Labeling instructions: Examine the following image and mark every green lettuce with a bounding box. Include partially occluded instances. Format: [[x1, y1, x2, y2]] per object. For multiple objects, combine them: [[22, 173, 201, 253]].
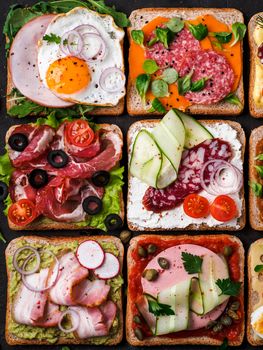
[[0, 150, 14, 185]]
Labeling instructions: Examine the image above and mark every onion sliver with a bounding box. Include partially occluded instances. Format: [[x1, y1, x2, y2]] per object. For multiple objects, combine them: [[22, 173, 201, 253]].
[[60, 32, 71, 56], [67, 30, 83, 56], [75, 24, 100, 36], [22, 250, 60, 292], [13, 246, 40, 276], [58, 309, 80, 333], [81, 33, 106, 61], [99, 67, 125, 93]]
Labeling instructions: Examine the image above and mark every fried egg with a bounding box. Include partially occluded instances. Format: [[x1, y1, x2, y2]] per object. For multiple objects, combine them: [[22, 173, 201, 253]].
[[38, 7, 125, 106], [251, 305, 263, 339]]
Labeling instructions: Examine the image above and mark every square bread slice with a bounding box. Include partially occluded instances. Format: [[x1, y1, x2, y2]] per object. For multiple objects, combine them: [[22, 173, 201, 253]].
[[127, 8, 244, 116], [127, 119, 246, 231], [5, 235, 124, 346], [126, 234, 245, 346], [248, 12, 263, 118]]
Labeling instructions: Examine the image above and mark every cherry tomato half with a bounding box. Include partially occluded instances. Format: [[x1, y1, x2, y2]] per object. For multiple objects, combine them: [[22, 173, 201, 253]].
[[183, 194, 210, 219], [66, 120, 94, 147], [210, 195, 237, 222], [8, 199, 37, 226]]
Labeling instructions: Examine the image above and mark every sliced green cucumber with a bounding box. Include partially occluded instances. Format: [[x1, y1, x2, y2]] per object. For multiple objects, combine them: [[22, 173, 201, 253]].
[[190, 277, 204, 315], [157, 155, 177, 189], [160, 109, 185, 147], [174, 109, 213, 149], [130, 130, 162, 188], [215, 255, 230, 305]]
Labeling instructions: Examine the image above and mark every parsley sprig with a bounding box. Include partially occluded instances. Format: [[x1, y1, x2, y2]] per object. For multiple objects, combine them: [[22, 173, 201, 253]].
[[43, 33, 61, 44], [182, 252, 203, 274], [215, 278, 241, 296], [148, 298, 175, 317]]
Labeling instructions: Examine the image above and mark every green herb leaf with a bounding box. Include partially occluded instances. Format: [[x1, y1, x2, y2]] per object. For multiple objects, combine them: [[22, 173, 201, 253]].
[[43, 33, 61, 44], [131, 29, 144, 46], [212, 41, 223, 50], [182, 252, 203, 274], [230, 22, 247, 47], [0, 151, 14, 185], [255, 153, 263, 161], [190, 77, 209, 92], [166, 17, 184, 33], [4, 194, 12, 216], [148, 98, 166, 113], [62, 347, 70, 350], [155, 27, 174, 49], [188, 23, 208, 40], [135, 74, 151, 105], [223, 93, 242, 107], [148, 37, 158, 47], [143, 59, 159, 74], [254, 265, 263, 272], [255, 165, 263, 178], [217, 338, 228, 350], [210, 31, 232, 44], [148, 298, 175, 317], [216, 278, 241, 296], [249, 181, 263, 197], [0, 232, 6, 244], [151, 80, 169, 98], [177, 70, 194, 95], [159, 68, 178, 84]]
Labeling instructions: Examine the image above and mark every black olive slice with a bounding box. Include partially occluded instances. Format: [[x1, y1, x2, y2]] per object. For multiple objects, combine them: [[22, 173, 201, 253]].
[[8, 133, 28, 152], [104, 214, 123, 231], [83, 196, 103, 215], [0, 182, 8, 201], [91, 171, 110, 187], [47, 150, 68, 168], [28, 169, 49, 189]]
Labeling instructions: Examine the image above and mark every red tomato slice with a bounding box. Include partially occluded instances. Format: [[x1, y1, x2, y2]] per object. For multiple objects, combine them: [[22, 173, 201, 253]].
[[183, 194, 210, 219], [66, 120, 94, 147], [8, 199, 37, 226], [210, 195, 237, 222]]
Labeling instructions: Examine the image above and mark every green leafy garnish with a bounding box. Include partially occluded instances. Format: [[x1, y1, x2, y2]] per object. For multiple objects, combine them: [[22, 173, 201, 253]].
[[151, 80, 169, 98], [254, 265, 263, 272], [177, 70, 194, 95], [0, 232, 6, 244], [182, 252, 203, 274], [188, 23, 208, 40], [143, 59, 159, 74], [43, 33, 61, 44], [0, 151, 14, 185], [166, 17, 184, 33], [255, 153, 263, 161], [148, 298, 175, 317], [216, 278, 241, 296], [158, 68, 178, 84], [249, 181, 263, 197], [148, 98, 166, 113], [135, 74, 151, 105], [155, 27, 174, 49], [230, 22, 246, 47], [190, 77, 209, 92], [4, 194, 12, 216], [255, 165, 263, 178], [131, 29, 144, 46], [210, 31, 232, 44], [148, 37, 158, 47], [217, 338, 228, 350], [223, 93, 242, 107], [62, 347, 70, 350]]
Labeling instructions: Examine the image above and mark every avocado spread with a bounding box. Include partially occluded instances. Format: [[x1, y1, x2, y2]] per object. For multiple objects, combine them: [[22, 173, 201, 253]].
[[8, 239, 123, 344]]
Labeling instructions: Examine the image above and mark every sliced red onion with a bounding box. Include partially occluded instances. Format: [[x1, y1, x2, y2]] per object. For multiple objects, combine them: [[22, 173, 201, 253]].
[[13, 246, 40, 276], [60, 32, 71, 56], [99, 67, 125, 93], [60, 30, 83, 56], [74, 24, 100, 36], [58, 309, 80, 333], [81, 33, 106, 61]]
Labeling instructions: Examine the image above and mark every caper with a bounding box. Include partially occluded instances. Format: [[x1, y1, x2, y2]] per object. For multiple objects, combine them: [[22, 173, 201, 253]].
[[138, 245, 147, 258], [260, 254, 263, 263], [120, 230, 132, 244], [220, 315, 232, 326], [229, 301, 240, 311], [206, 320, 217, 329], [223, 246, 233, 257], [147, 244, 157, 254], [142, 269, 158, 281], [227, 309, 239, 320], [134, 327, 144, 340], [133, 315, 142, 324], [158, 257, 170, 270], [213, 323, 223, 333]]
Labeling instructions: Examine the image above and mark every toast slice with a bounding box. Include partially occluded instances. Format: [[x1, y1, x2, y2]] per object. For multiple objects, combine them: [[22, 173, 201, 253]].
[[6, 123, 124, 231], [127, 8, 244, 116], [5, 235, 124, 345], [127, 119, 246, 231], [247, 238, 263, 345], [248, 13, 263, 118], [126, 234, 245, 346]]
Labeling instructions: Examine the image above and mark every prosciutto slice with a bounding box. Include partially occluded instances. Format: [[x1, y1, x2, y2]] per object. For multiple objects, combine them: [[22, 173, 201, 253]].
[[72, 279, 110, 307], [9, 170, 37, 203]]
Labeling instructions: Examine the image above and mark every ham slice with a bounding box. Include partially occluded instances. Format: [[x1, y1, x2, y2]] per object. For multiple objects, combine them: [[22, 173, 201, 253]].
[[72, 279, 110, 307], [100, 300, 117, 331], [9, 170, 37, 203]]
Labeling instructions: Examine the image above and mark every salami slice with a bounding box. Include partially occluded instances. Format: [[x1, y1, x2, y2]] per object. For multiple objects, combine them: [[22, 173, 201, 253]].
[[142, 138, 232, 213]]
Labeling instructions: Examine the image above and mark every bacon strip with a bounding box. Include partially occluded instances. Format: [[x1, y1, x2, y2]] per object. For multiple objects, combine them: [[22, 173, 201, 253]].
[[72, 279, 110, 308]]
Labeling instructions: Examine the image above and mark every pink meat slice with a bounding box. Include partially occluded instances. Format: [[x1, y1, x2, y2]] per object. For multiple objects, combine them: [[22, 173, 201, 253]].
[[100, 300, 117, 331], [142, 244, 229, 330], [32, 302, 62, 327], [9, 15, 73, 107], [9, 170, 37, 203], [72, 279, 110, 307], [179, 50, 235, 104], [143, 138, 232, 212], [65, 131, 102, 159]]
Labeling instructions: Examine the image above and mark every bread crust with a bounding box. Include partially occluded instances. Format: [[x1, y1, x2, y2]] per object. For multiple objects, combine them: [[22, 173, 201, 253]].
[[127, 119, 246, 231], [127, 7, 244, 116], [5, 235, 124, 346], [6, 123, 124, 231], [126, 234, 245, 346]]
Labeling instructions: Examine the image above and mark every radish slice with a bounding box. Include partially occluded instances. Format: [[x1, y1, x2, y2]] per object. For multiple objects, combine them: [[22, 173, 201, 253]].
[[94, 253, 120, 279], [76, 240, 105, 269]]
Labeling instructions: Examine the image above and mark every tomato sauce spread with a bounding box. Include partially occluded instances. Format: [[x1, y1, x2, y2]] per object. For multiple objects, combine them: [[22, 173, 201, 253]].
[[255, 140, 263, 221], [129, 235, 243, 341]]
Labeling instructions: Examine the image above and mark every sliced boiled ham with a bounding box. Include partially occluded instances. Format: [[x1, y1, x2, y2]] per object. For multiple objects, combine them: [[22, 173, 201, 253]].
[[72, 279, 110, 307], [100, 300, 117, 331]]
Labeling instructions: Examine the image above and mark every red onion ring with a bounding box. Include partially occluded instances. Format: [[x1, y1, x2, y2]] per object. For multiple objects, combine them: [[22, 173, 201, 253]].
[[81, 33, 106, 61], [99, 67, 126, 93], [74, 24, 100, 36], [59, 30, 83, 56], [13, 246, 40, 276], [60, 32, 71, 56], [58, 309, 80, 333]]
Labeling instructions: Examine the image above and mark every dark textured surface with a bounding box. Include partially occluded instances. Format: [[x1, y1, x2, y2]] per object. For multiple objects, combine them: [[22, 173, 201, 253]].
[[0, 0, 263, 349]]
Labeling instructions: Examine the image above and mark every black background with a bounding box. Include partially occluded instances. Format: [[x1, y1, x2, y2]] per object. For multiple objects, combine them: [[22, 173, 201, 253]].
[[0, 0, 263, 349]]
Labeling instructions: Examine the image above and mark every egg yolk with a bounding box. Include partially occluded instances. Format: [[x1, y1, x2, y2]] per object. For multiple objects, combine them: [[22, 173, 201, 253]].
[[254, 314, 263, 334], [46, 57, 91, 95]]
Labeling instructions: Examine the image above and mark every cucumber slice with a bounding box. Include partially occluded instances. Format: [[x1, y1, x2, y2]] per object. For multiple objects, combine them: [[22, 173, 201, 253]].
[[157, 155, 177, 189], [130, 130, 162, 188], [174, 109, 213, 149], [190, 277, 204, 315], [160, 109, 185, 147]]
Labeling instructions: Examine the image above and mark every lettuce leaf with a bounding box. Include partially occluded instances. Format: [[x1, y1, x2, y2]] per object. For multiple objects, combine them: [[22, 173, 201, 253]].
[[0, 150, 14, 185]]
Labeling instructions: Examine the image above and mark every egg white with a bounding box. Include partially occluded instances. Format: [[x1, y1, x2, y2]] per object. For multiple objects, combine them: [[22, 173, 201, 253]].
[[251, 305, 263, 339]]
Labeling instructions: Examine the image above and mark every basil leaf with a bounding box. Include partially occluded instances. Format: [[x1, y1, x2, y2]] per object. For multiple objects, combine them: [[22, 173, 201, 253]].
[[160, 68, 178, 84], [166, 17, 184, 33], [131, 29, 144, 46], [155, 27, 174, 49], [249, 181, 263, 197], [43, 33, 61, 44], [148, 98, 166, 113], [255, 154, 263, 161], [188, 23, 208, 40], [148, 37, 158, 47], [151, 80, 169, 98], [223, 93, 242, 107], [212, 31, 232, 44], [255, 165, 263, 178], [254, 265, 263, 273], [136, 74, 151, 105], [190, 77, 209, 92], [230, 22, 246, 47], [143, 59, 159, 74], [177, 70, 194, 95]]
